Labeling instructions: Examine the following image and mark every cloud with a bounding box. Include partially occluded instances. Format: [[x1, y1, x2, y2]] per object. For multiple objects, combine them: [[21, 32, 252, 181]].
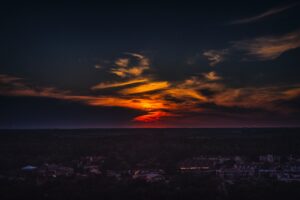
[[115, 58, 129, 67], [86, 97, 174, 111], [212, 85, 300, 113], [0, 74, 71, 99], [119, 81, 170, 95], [111, 69, 127, 78], [232, 30, 300, 60], [228, 3, 299, 25], [91, 78, 149, 90], [202, 71, 222, 81], [283, 87, 300, 99], [111, 66, 149, 77], [205, 30, 300, 61], [0, 74, 23, 83], [127, 67, 146, 76], [133, 111, 178, 122], [94, 64, 102, 69], [0, 74, 176, 114], [1, 73, 300, 124], [111, 52, 150, 78], [125, 52, 145, 60], [162, 88, 208, 101], [203, 49, 228, 66], [111, 67, 148, 77], [181, 76, 225, 91]]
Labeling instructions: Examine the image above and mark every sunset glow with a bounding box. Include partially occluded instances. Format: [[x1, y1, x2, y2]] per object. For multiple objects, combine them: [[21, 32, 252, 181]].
[[0, 1, 299, 128]]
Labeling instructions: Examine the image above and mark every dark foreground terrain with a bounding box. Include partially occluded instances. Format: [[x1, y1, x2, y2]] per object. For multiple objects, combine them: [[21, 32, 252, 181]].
[[0, 128, 300, 200]]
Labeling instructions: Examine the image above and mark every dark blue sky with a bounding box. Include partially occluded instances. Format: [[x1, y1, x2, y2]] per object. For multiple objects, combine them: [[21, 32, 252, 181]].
[[1, 0, 300, 128]]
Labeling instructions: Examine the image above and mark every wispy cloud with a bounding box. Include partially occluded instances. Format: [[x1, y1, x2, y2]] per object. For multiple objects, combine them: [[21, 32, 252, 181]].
[[111, 52, 150, 78], [213, 85, 300, 113], [228, 3, 299, 25], [1, 69, 300, 123], [125, 52, 146, 60], [0, 74, 23, 83], [163, 88, 208, 101], [94, 64, 102, 69], [232, 30, 300, 60], [91, 79, 149, 90], [204, 30, 300, 61], [86, 97, 175, 111], [203, 49, 228, 66], [115, 58, 129, 67], [0, 74, 174, 113], [119, 81, 170, 95], [133, 111, 178, 122], [202, 71, 222, 81]]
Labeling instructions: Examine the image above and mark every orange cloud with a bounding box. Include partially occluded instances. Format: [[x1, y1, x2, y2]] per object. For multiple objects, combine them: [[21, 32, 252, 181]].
[[283, 87, 300, 99], [111, 53, 150, 78], [111, 69, 127, 77], [202, 71, 222, 81], [91, 78, 148, 90], [233, 30, 300, 60], [111, 66, 149, 77], [134, 111, 177, 122], [87, 97, 175, 111], [1, 73, 300, 124], [212, 85, 300, 113], [128, 67, 146, 76], [163, 88, 208, 101], [119, 81, 170, 95], [115, 58, 129, 67]]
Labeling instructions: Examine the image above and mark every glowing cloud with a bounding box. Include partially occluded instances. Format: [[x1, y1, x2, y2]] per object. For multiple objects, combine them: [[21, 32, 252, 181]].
[[86, 97, 173, 111], [111, 53, 150, 78], [119, 81, 170, 95], [134, 111, 177, 122], [212, 85, 300, 113], [202, 71, 222, 81], [91, 78, 148, 90], [232, 30, 300, 60], [1, 73, 300, 124], [181, 77, 225, 91], [115, 58, 129, 67], [163, 88, 208, 101]]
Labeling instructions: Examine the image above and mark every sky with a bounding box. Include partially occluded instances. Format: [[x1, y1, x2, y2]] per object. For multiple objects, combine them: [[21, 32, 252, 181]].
[[0, 0, 300, 128]]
